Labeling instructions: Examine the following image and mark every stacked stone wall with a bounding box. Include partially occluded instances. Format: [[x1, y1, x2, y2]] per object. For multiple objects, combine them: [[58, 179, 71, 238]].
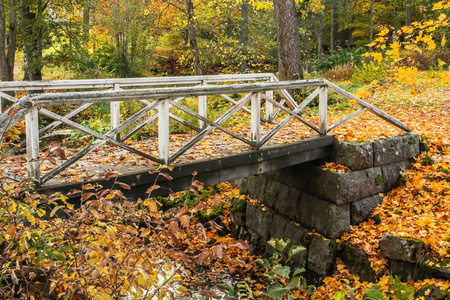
[[231, 133, 420, 282]]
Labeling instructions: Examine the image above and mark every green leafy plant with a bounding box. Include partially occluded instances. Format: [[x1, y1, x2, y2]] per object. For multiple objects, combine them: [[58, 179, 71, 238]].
[[256, 238, 308, 299]]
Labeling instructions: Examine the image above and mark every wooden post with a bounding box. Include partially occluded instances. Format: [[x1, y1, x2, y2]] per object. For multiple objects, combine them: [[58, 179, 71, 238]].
[[198, 80, 207, 129], [266, 77, 274, 122], [319, 86, 327, 135], [110, 83, 121, 140], [26, 106, 40, 185], [158, 99, 170, 165], [251, 92, 261, 148]]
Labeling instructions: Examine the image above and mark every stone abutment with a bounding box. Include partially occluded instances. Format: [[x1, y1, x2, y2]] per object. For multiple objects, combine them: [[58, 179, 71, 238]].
[[231, 133, 421, 283]]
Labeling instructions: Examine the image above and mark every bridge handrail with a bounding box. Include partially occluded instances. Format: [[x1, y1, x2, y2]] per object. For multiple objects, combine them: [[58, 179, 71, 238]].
[[0, 73, 276, 91], [0, 76, 411, 186]]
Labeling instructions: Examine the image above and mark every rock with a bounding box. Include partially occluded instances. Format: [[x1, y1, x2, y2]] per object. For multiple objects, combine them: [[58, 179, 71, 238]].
[[233, 175, 268, 201], [389, 260, 420, 281], [307, 237, 337, 276], [297, 193, 350, 239], [330, 139, 373, 171], [373, 133, 420, 166], [245, 203, 273, 243], [269, 214, 311, 267], [309, 166, 384, 205], [379, 233, 426, 263], [381, 160, 411, 191], [415, 285, 449, 300], [338, 241, 377, 282], [262, 163, 314, 192], [350, 195, 383, 225], [263, 179, 303, 218]]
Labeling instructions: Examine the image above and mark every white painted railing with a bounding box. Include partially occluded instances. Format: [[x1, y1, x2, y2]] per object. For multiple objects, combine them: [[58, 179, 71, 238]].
[[0, 75, 411, 186]]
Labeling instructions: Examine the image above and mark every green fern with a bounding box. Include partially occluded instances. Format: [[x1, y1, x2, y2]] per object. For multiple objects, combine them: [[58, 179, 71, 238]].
[[363, 285, 387, 300]]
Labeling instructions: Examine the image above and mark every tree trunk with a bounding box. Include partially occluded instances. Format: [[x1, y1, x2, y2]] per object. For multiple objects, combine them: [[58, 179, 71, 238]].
[[330, 0, 336, 51], [239, 0, 249, 73], [317, 12, 324, 56], [0, 0, 17, 82], [273, 0, 303, 80], [405, 0, 412, 26], [82, 5, 90, 44], [369, 0, 374, 53], [21, 0, 44, 81], [186, 0, 201, 75]]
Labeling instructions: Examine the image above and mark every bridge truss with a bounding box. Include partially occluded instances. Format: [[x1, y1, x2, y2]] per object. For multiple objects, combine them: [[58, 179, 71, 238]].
[[0, 74, 410, 186]]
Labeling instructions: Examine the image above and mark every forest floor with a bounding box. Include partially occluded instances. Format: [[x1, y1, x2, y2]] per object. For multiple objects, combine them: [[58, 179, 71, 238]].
[[2, 71, 450, 299]]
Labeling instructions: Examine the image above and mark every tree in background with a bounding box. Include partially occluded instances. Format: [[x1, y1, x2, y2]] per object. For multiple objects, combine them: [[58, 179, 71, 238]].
[[273, 0, 303, 80], [0, 0, 17, 82]]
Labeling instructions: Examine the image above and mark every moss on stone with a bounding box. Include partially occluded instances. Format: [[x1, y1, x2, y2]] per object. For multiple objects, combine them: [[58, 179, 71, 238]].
[[375, 174, 383, 186], [228, 197, 247, 213]]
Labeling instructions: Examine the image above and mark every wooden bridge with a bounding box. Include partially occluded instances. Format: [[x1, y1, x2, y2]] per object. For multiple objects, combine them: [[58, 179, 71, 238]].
[[0, 74, 410, 198]]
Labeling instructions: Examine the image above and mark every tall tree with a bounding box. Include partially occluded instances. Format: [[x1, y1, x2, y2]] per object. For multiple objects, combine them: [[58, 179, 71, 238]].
[[186, 0, 201, 75], [273, 0, 303, 80], [239, 0, 249, 73], [316, 11, 324, 55], [0, 0, 17, 82], [330, 0, 336, 51], [368, 0, 374, 52], [405, 0, 412, 26], [20, 0, 47, 81]]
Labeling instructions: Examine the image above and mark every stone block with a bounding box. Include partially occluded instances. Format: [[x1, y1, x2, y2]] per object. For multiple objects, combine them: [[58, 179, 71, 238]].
[[263, 179, 303, 217], [382, 160, 411, 191], [350, 195, 383, 225], [373, 133, 420, 167], [297, 193, 350, 238], [416, 285, 449, 300], [233, 175, 268, 201], [309, 166, 384, 205], [245, 203, 273, 243], [262, 163, 314, 192], [389, 260, 419, 281], [338, 242, 376, 282], [270, 214, 311, 248], [379, 233, 427, 263], [307, 237, 337, 276], [329, 139, 373, 171]]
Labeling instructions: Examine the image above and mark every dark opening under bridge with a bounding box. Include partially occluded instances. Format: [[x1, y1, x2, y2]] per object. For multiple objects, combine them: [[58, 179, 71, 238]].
[[0, 74, 411, 199]]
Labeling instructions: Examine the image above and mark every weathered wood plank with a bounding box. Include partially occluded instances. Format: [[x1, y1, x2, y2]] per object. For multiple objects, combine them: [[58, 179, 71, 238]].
[[26, 106, 40, 184], [219, 94, 269, 123], [120, 97, 184, 142], [40, 140, 107, 184], [327, 107, 367, 132], [325, 80, 411, 132], [106, 100, 160, 138], [37, 109, 163, 172], [260, 90, 321, 146], [168, 93, 253, 163], [169, 113, 201, 132], [159, 100, 170, 165], [260, 93, 322, 134], [0, 100, 32, 136], [198, 80, 207, 129], [0, 73, 275, 91], [319, 86, 328, 135], [110, 83, 122, 140], [26, 79, 327, 105], [266, 77, 274, 122], [168, 99, 254, 148], [251, 92, 261, 147], [6, 103, 93, 156]]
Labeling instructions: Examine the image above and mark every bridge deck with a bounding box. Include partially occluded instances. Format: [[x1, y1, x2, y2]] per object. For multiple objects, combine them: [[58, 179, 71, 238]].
[[34, 135, 334, 199]]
